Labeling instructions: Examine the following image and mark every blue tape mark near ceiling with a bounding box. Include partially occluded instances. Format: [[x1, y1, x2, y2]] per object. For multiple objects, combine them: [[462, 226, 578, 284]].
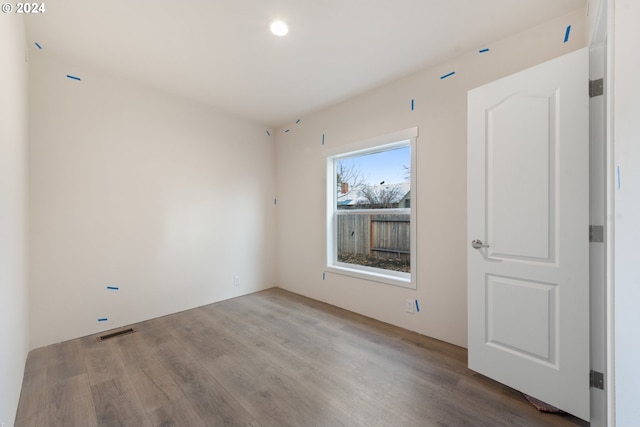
[[35, 42, 42, 49], [479, 48, 490, 53], [440, 71, 455, 80], [266, 130, 271, 136], [296, 119, 301, 124], [564, 25, 572, 43], [98, 318, 108, 322], [284, 129, 290, 133], [322, 134, 325, 145], [66, 74, 81, 81], [411, 99, 415, 111], [106, 286, 119, 291]]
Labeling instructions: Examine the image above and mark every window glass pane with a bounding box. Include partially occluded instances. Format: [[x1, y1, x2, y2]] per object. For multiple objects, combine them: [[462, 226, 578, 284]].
[[336, 146, 410, 210], [333, 144, 411, 274], [337, 212, 410, 273]]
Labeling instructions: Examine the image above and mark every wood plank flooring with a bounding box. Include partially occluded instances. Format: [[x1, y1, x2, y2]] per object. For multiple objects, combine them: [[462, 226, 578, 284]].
[[15, 288, 589, 427]]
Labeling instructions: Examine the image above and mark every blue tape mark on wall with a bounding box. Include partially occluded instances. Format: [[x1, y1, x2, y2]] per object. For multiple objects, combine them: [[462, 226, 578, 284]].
[[35, 42, 42, 49], [617, 166, 621, 190], [479, 48, 490, 53], [411, 99, 415, 111], [66, 74, 81, 81], [440, 71, 455, 80], [98, 318, 108, 322], [284, 129, 290, 133], [296, 119, 301, 124], [322, 272, 326, 280], [106, 286, 119, 291], [266, 130, 271, 136], [322, 134, 325, 145], [415, 300, 420, 312], [564, 25, 572, 43]]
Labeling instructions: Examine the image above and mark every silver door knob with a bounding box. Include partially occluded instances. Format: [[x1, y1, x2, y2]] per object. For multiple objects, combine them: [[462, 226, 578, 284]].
[[471, 239, 489, 249]]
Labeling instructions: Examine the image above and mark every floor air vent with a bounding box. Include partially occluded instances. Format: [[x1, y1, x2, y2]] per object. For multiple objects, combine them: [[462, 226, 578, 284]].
[[97, 328, 135, 341]]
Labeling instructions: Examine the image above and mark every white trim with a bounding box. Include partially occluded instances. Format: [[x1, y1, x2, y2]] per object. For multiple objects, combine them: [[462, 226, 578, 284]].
[[323, 127, 418, 158], [336, 208, 409, 216], [325, 264, 411, 288], [324, 127, 418, 290], [605, 0, 615, 425]]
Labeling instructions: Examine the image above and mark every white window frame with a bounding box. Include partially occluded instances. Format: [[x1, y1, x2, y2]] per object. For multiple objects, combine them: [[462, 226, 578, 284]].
[[325, 127, 417, 289]]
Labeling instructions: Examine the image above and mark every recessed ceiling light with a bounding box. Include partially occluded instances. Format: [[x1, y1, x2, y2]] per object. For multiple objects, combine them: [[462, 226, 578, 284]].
[[270, 20, 289, 37]]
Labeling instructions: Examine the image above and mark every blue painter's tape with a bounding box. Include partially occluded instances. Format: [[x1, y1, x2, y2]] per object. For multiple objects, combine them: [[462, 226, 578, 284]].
[[66, 74, 81, 81], [98, 318, 108, 322], [479, 48, 490, 53], [440, 71, 455, 80], [322, 272, 326, 280], [284, 129, 290, 133], [296, 119, 301, 124], [322, 134, 325, 145], [35, 42, 42, 49], [411, 99, 415, 111], [266, 130, 271, 136], [415, 300, 420, 312], [107, 286, 119, 291], [617, 166, 621, 190], [564, 25, 572, 43]]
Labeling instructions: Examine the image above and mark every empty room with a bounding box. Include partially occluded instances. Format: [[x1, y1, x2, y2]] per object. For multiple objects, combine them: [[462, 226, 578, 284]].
[[1, 0, 638, 426]]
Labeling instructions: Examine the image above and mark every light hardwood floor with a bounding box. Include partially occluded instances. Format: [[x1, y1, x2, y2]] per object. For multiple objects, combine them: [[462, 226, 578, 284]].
[[15, 288, 589, 427]]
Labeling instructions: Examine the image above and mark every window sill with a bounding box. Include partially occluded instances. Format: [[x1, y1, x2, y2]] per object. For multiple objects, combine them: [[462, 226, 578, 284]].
[[325, 263, 415, 289]]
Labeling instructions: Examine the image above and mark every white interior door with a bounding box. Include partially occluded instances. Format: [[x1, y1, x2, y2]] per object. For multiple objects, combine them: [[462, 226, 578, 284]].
[[467, 48, 590, 421]]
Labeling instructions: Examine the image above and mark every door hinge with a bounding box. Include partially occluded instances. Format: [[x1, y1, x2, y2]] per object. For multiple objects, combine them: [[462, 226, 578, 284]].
[[590, 78, 604, 97], [589, 225, 604, 242], [590, 370, 605, 390]]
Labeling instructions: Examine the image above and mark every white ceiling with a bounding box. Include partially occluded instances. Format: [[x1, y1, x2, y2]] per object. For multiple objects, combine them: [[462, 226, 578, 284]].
[[25, 0, 587, 127]]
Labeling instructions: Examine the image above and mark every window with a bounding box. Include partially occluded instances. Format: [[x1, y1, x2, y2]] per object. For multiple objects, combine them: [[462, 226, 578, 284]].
[[325, 128, 417, 288]]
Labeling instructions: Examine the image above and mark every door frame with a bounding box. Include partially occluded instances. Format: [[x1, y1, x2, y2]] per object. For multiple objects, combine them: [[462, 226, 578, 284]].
[[588, 37, 608, 427], [587, 0, 612, 426]]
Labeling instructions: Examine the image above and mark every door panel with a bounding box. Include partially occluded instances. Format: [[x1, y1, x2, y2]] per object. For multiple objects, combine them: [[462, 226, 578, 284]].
[[467, 48, 589, 421], [486, 275, 557, 364], [487, 91, 555, 261]]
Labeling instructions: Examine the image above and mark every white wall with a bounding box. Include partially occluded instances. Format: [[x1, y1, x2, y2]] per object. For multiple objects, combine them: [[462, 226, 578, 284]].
[[613, 1, 640, 425], [275, 9, 587, 347], [28, 53, 277, 348], [0, 14, 29, 427]]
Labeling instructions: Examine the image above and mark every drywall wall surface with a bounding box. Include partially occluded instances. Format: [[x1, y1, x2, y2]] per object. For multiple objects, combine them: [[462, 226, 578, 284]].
[[0, 14, 29, 427], [613, 1, 640, 424], [275, 9, 587, 348], [28, 53, 276, 348]]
